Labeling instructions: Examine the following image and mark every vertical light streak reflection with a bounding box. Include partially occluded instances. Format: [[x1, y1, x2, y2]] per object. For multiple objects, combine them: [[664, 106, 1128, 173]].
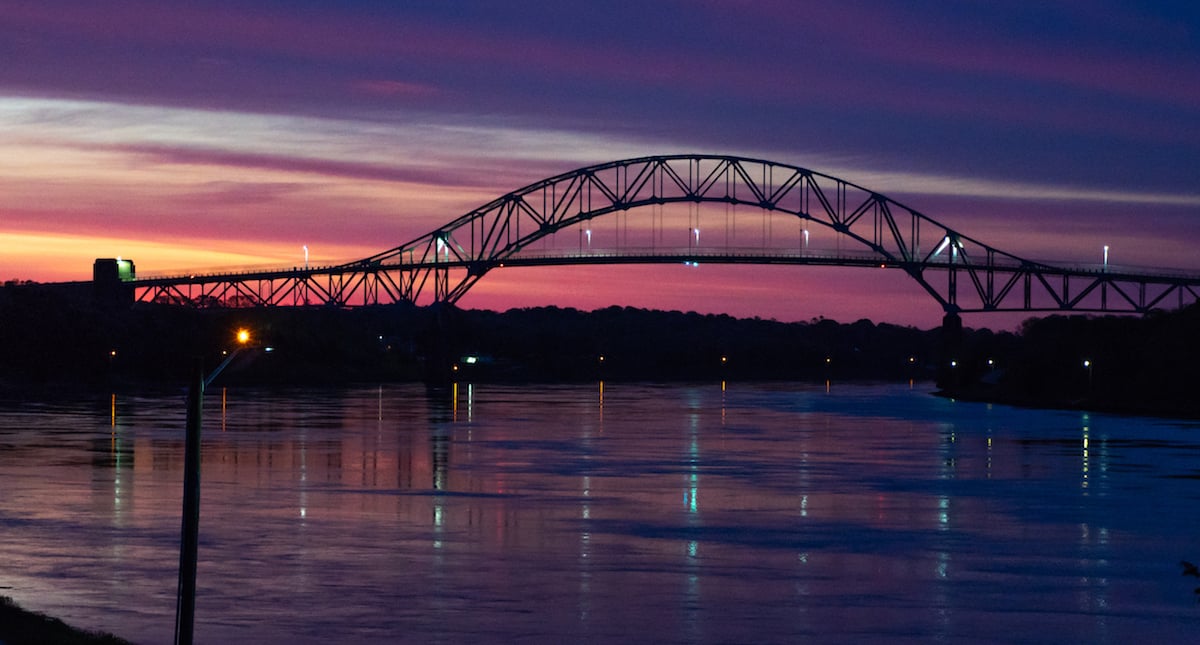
[[720, 380, 726, 425], [1081, 418, 1090, 491], [377, 385, 385, 455], [432, 391, 451, 551], [221, 387, 227, 432], [682, 407, 702, 641], [936, 548, 950, 579], [986, 432, 993, 478], [1078, 409, 1111, 633], [579, 382, 599, 625], [432, 505, 444, 550], [684, 417, 700, 516], [941, 427, 957, 478], [1077, 516, 1112, 632], [110, 394, 123, 516], [579, 473, 592, 623], [299, 426, 308, 521], [934, 419, 955, 625]]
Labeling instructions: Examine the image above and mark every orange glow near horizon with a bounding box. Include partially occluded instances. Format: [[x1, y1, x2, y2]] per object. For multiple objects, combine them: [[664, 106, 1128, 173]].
[[0, 230, 380, 283]]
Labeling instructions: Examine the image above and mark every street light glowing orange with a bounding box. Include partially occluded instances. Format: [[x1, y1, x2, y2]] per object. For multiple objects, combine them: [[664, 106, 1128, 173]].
[[236, 328, 251, 345]]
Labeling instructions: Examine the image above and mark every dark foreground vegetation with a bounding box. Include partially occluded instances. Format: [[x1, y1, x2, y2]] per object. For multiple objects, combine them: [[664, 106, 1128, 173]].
[[0, 596, 130, 645], [0, 282, 960, 386], [1, 282, 1197, 416], [941, 303, 1200, 417]]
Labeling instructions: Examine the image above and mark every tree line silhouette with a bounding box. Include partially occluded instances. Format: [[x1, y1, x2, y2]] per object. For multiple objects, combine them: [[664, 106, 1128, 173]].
[[1, 282, 1195, 416]]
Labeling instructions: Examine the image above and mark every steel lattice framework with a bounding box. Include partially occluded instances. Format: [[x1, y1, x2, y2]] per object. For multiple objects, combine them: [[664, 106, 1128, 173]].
[[135, 154, 1200, 314]]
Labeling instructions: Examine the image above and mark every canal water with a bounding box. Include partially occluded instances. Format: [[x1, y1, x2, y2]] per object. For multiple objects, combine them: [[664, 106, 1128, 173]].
[[0, 382, 1197, 644]]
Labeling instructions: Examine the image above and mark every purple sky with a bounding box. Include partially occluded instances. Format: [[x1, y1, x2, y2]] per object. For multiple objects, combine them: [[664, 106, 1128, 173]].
[[1, 0, 1197, 329]]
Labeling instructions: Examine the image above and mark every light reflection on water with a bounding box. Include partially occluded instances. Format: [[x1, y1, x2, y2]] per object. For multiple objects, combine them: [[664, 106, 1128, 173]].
[[1, 382, 1198, 644]]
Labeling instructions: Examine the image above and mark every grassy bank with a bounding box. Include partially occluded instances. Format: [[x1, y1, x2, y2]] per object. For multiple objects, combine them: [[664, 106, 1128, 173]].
[[0, 596, 130, 645]]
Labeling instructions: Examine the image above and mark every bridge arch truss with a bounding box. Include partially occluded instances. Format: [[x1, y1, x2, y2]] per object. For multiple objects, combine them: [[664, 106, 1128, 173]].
[[135, 155, 1200, 315]]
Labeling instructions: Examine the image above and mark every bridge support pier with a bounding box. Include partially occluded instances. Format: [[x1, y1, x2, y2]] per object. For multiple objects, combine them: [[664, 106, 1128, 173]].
[[937, 311, 963, 391]]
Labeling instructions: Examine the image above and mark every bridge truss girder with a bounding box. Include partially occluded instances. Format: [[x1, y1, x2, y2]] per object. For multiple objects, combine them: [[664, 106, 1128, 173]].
[[133, 155, 1200, 316], [134, 254, 1200, 315]]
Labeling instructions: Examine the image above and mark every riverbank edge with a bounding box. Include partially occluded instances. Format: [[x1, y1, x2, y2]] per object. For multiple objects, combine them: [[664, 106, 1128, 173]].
[[0, 596, 131, 645], [934, 384, 1200, 420]]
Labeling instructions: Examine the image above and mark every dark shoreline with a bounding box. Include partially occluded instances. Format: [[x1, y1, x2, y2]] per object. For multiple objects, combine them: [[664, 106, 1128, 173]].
[[2, 281, 1197, 418], [0, 596, 130, 645], [933, 386, 1200, 421]]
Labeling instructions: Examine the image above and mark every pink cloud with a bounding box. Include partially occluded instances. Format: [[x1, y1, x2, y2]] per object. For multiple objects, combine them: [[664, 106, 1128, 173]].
[[83, 142, 520, 189], [351, 79, 441, 98]]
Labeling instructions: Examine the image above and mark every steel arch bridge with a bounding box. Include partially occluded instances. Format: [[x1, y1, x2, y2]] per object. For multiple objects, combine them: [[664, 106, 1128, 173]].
[[134, 154, 1200, 315]]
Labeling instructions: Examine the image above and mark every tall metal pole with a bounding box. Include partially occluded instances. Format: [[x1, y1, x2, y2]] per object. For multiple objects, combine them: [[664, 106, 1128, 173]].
[[173, 344, 247, 645], [175, 358, 204, 645]]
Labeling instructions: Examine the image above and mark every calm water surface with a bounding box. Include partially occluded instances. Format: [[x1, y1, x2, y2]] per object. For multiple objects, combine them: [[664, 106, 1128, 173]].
[[1, 382, 1198, 644]]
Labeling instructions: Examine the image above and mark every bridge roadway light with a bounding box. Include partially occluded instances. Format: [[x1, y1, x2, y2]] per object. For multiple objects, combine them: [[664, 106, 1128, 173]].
[[236, 328, 251, 345], [932, 236, 951, 257]]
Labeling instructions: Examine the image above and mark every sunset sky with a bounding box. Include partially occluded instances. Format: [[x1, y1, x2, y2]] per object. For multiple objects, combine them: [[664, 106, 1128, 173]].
[[1, 1, 1197, 329]]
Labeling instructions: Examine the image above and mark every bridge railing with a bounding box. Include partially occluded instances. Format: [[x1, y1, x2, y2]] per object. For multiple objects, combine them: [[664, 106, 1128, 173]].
[[135, 263, 343, 283], [129, 248, 1200, 287]]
